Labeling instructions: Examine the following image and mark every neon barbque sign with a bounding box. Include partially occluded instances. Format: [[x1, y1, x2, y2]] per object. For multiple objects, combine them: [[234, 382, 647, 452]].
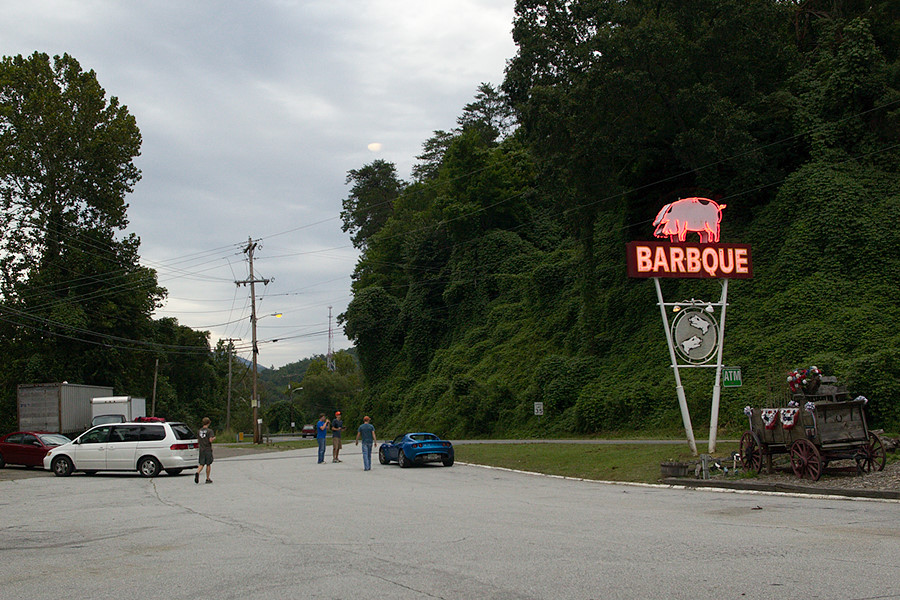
[[627, 242, 752, 278], [627, 197, 752, 277], [625, 196, 752, 455]]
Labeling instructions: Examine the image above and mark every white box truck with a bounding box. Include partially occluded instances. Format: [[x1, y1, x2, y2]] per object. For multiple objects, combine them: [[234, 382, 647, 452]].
[[90, 396, 147, 426], [17, 383, 114, 435]]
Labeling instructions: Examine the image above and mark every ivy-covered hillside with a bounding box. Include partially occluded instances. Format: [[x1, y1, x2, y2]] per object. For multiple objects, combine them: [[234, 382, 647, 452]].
[[338, 1, 900, 438]]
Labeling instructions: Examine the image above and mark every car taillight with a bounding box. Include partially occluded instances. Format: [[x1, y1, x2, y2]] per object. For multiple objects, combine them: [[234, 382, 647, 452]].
[[170, 443, 195, 450], [443, 442, 450, 447], [412, 443, 422, 448]]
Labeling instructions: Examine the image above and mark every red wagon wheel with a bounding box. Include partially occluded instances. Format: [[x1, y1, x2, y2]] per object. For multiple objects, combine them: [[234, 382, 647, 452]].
[[855, 432, 886, 474], [790, 438, 823, 481], [739, 431, 763, 473]]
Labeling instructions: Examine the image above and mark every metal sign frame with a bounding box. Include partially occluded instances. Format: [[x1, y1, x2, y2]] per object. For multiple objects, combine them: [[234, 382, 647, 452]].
[[653, 278, 730, 454]]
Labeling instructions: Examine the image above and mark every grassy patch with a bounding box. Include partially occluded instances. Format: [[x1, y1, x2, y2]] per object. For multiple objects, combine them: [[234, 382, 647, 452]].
[[455, 442, 740, 484]]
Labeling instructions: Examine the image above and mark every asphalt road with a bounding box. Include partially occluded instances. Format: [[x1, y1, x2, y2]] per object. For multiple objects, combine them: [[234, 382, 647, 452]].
[[1, 445, 898, 600]]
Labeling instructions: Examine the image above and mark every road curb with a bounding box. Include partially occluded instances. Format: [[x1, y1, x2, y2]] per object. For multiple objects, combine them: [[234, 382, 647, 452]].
[[661, 477, 900, 500]]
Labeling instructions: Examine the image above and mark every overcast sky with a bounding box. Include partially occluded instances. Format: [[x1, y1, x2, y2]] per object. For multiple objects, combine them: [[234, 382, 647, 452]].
[[4, 1, 518, 368]]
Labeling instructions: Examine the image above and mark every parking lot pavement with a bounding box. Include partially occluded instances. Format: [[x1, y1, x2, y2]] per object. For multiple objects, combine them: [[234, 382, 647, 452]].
[[3, 445, 899, 600]]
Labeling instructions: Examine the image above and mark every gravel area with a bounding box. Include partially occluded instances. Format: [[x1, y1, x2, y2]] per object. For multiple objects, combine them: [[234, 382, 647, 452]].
[[741, 455, 900, 492], [703, 435, 900, 494]]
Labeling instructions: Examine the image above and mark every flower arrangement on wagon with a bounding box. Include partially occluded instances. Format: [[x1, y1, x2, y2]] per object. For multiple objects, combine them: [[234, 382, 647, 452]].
[[787, 365, 821, 394]]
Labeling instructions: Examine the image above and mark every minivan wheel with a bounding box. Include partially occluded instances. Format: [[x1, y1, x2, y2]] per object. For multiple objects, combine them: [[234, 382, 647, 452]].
[[138, 456, 162, 477], [52, 456, 74, 477]]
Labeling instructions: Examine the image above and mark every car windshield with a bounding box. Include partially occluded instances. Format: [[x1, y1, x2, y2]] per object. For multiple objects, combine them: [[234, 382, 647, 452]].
[[410, 434, 438, 441], [38, 434, 71, 446], [93, 414, 125, 426], [170, 423, 195, 440]]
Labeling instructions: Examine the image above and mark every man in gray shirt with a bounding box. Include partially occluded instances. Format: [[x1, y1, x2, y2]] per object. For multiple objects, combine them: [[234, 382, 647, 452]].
[[195, 417, 215, 484], [355, 416, 377, 471]]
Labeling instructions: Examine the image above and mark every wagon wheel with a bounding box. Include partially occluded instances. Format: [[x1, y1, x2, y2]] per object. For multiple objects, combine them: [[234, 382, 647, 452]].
[[739, 431, 763, 473], [855, 432, 886, 474], [790, 439, 823, 481]]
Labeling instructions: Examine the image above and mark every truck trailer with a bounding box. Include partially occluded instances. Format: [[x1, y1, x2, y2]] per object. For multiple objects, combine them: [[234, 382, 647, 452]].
[[17, 383, 114, 435], [90, 396, 147, 426]]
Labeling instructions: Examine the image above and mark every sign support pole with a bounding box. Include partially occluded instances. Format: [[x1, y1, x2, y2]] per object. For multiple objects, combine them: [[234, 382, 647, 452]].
[[653, 277, 697, 455], [708, 279, 729, 453]]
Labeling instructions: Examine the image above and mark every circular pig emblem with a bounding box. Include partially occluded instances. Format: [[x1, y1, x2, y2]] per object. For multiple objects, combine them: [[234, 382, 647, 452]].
[[672, 308, 718, 364]]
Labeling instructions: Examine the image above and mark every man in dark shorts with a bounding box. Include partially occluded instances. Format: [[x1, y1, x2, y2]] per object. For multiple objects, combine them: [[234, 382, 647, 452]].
[[195, 417, 216, 484], [331, 411, 344, 463]]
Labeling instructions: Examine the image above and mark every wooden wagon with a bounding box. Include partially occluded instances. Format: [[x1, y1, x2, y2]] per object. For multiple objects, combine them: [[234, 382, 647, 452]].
[[739, 378, 886, 480]]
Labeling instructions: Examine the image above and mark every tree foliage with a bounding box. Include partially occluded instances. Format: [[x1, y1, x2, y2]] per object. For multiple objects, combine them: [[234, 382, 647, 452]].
[[340, 159, 404, 250], [0, 53, 218, 433], [339, 2, 900, 439]]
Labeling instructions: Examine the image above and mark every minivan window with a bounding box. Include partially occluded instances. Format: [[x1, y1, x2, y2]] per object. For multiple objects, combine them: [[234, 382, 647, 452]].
[[111, 425, 142, 442], [140, 425, 166, 441], [171, 424, 195, 440], [81, 426, 112, 444]]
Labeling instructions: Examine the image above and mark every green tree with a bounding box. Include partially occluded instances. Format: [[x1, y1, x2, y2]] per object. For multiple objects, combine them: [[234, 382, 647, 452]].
[[340, 160, 405, 250], [0, 52, 165, 394], [0, 52, 142, 291]]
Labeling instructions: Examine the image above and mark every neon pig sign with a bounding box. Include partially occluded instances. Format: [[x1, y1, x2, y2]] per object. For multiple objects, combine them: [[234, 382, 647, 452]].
[[627, 197, 752, 279]]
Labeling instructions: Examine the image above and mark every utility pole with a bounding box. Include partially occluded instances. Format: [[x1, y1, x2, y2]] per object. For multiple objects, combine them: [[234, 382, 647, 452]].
[[223, 338, 241, 432], [151, 358, 159, 417], [326, 305, 335, 372], [235, 237, 271, 444]]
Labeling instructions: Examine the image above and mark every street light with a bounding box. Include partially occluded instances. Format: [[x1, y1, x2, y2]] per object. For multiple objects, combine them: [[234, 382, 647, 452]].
[[251, 311, 283, 444]]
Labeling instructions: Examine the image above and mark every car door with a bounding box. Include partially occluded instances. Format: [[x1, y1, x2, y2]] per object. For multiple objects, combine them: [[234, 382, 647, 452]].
[[106, 425, 141, 471], [20, 433, 46, 467], [136, 424, 167, 464], [73, 426, 112, 470], [2, 433, 25, 464], [388, 435, 405, 461]]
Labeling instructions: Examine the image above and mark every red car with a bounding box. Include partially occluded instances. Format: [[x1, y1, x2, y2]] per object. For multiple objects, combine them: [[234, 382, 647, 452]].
[[0, 431, 72, 468]]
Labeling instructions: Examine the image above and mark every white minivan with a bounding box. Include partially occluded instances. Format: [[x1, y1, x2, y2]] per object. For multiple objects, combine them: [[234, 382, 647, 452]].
[[43, 422, 199, 477]]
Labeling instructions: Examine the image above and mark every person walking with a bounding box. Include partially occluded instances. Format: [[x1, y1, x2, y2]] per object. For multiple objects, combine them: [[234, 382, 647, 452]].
[[355, 415, 377, 471], [331, 411, 344, 462], [316, 413, 330, 464], [195, 417, 216, 484]]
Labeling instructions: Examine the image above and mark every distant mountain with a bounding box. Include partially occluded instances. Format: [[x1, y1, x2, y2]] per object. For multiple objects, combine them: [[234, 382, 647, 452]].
[[234, 356, 269, 371]]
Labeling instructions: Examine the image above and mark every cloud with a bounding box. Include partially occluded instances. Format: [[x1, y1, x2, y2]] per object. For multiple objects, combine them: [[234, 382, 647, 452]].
[[2, 0, 517, 367]]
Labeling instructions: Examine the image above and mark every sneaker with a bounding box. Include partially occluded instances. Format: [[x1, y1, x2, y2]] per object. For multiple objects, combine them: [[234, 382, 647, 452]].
[[205, 479, 213, 484], [194, 472, 199, 484]]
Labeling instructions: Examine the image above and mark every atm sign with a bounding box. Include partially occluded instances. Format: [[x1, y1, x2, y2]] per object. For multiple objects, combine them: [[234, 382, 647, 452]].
[[723, 367, 742, 388]]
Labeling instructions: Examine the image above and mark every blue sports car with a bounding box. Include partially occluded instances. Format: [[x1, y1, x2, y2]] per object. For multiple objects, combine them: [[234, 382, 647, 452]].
[[379, 432, 454, 467]]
